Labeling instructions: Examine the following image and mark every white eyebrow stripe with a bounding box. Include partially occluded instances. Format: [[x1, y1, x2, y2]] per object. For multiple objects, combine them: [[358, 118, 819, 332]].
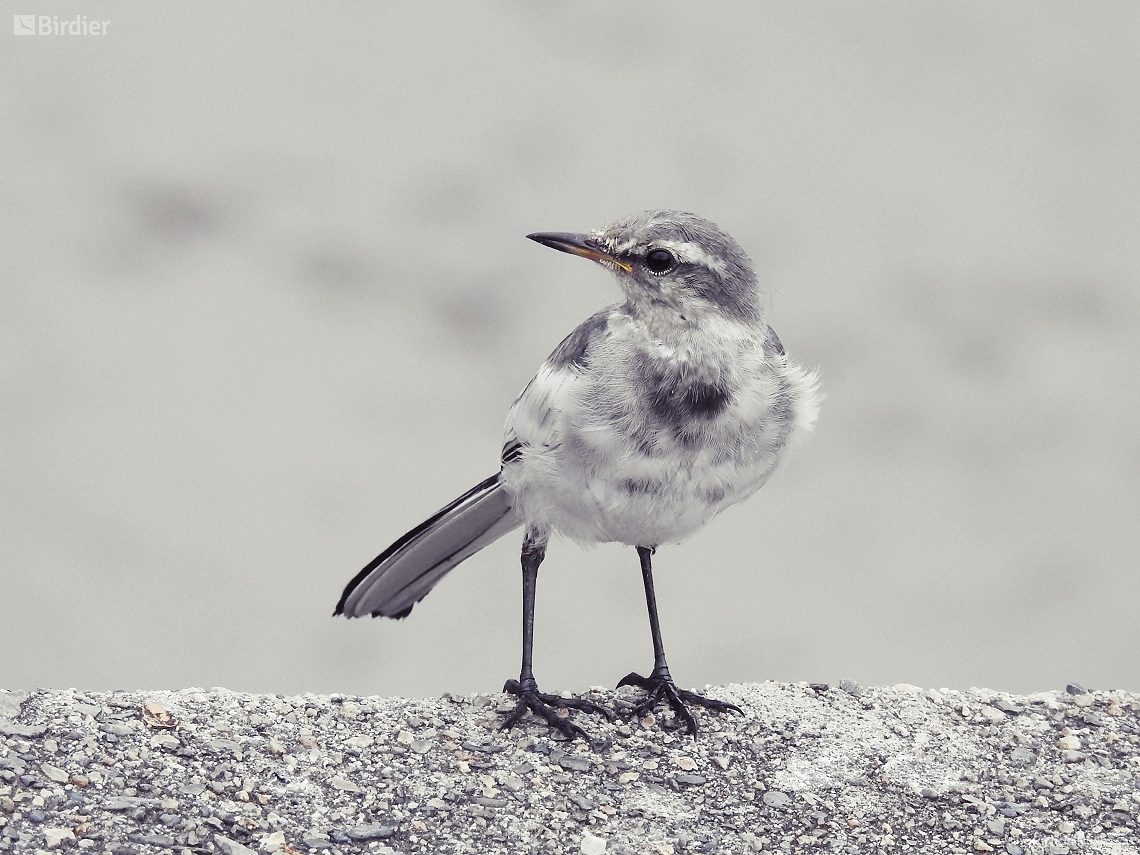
[[590, 234, 729, 277], [652, 240, 729, 276]]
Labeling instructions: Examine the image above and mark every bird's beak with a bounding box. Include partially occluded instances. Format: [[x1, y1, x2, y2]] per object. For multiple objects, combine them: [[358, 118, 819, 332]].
[[526, 232, 633, 273]]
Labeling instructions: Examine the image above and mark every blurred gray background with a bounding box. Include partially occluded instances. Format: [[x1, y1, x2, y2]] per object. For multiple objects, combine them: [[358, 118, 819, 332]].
[[2, 3, 1138, 700]]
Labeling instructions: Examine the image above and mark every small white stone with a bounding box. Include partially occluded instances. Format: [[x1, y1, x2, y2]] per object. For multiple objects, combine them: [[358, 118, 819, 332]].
[[344, 735, 374, 749], [1072, 694, 1094, 708], [43, 828, 75, 848], [1056, 734, 1081, 751], [672, 755, 697, 771], [328, 776, 362, 793], [980, 706, 1006, 723], [396, 730, 414, 745], [1057, 821, 1075, 834], [580, 830, 608, 855], [261, 830, 286, 851], [40, 764, 69, 784]]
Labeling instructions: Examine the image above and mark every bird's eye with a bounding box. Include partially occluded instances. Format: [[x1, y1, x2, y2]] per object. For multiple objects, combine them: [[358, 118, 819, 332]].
[[644, 248, 676, 274]]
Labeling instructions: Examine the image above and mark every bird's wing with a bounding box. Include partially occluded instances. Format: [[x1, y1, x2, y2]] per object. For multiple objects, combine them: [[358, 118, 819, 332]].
[[502, 307, 615, 456], [335, 474, 521, 619]]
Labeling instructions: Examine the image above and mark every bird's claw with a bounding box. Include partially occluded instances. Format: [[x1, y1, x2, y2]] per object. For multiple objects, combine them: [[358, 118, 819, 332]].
[[500, 679, 615, 742], [617, 671, 743, 736]]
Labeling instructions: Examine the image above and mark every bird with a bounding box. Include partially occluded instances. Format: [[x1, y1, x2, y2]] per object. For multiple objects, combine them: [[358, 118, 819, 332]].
[[335, 210, 820, 739]]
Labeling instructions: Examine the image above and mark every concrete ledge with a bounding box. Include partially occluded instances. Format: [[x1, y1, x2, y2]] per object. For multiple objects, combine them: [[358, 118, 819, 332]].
[[1, 683, 1139, 854]]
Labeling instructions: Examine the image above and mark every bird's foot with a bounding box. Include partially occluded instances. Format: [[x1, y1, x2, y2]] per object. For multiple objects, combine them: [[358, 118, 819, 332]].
[[501, 679, 615, 742], [617, 670, 743, 736]]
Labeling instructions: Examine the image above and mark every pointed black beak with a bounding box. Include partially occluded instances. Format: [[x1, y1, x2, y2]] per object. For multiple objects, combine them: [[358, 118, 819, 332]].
[[526, 232, 633, 272]]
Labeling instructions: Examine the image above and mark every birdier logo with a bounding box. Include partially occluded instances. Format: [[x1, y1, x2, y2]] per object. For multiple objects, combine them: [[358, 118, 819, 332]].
[[13, 14, 110, 36]]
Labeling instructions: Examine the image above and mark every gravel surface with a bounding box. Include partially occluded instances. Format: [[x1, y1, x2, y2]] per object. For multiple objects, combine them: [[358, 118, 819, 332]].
[[2, 682, 1139, 854]]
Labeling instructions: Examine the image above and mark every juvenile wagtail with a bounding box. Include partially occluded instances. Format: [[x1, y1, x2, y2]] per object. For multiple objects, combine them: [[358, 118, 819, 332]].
[[335, 211, 820, 738]]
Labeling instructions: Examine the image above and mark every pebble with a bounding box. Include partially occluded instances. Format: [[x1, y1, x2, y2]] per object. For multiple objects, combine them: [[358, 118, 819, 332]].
[[141, 703, 176, 728], [672, 755, 697, 771], [43, 827, 75, 848], [262, 830, 286, 851], [580, 830, 608, 855], [1056, 735, 1081, 751], [763, 790, 791, 808], [559, 755, 591, 772], [149, 733, 179, 750], [213, 834, 257, 855], [328, 775, 362, 792], [346, 824, 396, 840], [40, 763, 69, 783]]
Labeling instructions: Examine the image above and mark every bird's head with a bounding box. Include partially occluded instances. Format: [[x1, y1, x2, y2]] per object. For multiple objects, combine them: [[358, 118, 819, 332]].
[[527, 210, 762, 323]]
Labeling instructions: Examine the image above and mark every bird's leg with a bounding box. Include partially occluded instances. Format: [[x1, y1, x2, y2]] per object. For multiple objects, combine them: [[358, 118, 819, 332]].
[[501, 532, 614, 741], [618, 546, 743, 736]]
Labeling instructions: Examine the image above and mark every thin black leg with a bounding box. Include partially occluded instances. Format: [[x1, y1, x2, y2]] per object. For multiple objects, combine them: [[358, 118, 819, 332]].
[[618, 546, 743, 736], [637, 546, 672, 680], [501, 532, 613, 741]]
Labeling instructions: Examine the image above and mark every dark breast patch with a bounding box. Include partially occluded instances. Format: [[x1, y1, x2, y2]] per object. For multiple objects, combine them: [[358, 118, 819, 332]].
[[638, 351, 733, 440], [680, 382, 732, 418]]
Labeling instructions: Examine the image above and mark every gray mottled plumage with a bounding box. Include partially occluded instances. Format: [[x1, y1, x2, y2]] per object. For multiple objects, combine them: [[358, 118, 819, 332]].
[[336, 211, 820, 737]]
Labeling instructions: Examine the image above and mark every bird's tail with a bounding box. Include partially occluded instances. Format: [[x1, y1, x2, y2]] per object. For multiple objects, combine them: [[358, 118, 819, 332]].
[[334, 473, 520, 619]]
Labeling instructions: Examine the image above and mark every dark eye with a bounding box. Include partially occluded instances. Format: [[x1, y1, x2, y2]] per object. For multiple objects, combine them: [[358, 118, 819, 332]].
[[644, 248, 675, 273]]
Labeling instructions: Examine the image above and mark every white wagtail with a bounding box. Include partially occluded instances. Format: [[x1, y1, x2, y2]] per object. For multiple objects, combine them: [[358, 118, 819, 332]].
[[336, 211, 820, 738]]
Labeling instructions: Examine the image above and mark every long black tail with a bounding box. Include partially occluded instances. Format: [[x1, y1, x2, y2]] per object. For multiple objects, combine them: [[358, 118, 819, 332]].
[[334, 474, 521, 619]]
